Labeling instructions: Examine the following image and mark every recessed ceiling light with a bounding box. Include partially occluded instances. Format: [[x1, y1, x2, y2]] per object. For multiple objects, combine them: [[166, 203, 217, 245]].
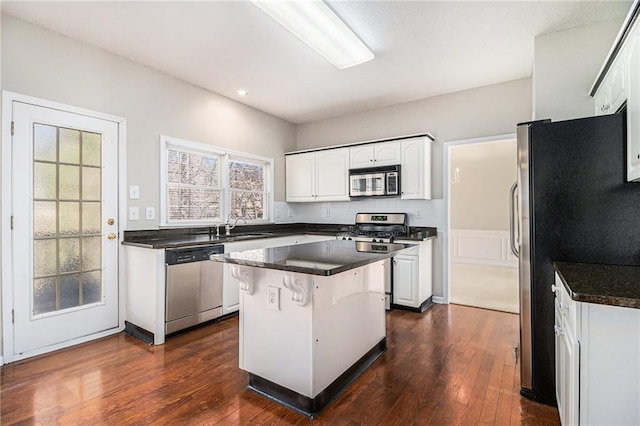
[[237, 90, 248, 96], [251, 0, 374, 70]]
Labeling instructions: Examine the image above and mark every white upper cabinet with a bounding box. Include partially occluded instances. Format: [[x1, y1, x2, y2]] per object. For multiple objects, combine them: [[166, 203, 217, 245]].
[[401, 136, 432, 199], [627, 31, 640, 181], [349, 144, 374, 168], [285, 151, 317, 202], [349, 141, 401, 168], [373, 141, 402, 166], [285, 135, 433, 202], [592, 5, 640, 182], [595, 56, 626, 116], [285, 148, 350, 202], [316, 148, 350, 199]]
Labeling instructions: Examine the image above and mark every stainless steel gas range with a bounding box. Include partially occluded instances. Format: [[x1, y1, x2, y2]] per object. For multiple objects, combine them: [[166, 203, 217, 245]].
[[337, 213, 409, 310]]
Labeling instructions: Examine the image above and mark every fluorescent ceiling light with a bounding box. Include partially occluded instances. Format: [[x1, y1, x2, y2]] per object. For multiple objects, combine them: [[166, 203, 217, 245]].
[[252, 0, 374, 69]]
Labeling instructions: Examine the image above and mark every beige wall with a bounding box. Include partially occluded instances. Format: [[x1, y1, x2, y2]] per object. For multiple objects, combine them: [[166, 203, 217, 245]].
[[1, 15, 296, 232], [295, 79, 532, 300], [297, 78, 532, 200], [0, 14, 296, 359], [450, 139, 517, 231], [534, 19, 623, 121]]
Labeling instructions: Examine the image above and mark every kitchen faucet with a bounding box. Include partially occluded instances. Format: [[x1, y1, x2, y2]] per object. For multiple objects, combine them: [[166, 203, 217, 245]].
[[225, 214, 247, 236]]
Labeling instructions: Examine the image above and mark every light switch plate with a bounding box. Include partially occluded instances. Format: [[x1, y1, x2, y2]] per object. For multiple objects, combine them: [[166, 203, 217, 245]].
[[145, 207, 155, 220], [129, 185, 140, 200], [268, 287, 280, 310], [129, 207, 139, 221]]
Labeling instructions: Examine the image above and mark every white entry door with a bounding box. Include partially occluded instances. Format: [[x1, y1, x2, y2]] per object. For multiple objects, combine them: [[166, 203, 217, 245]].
[[10, 100, 120, 359]]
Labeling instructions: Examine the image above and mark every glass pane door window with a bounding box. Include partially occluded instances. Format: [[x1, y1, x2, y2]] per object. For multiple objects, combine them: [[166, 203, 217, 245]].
[[32, 124, 103, 316]]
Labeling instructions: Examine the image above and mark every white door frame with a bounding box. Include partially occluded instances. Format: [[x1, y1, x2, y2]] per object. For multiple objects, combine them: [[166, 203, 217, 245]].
[[1, 91, 128, 364], [442, 133, 516, 305]]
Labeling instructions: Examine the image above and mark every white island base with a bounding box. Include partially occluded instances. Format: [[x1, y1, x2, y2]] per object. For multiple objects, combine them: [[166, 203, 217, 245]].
[[231, 259, 389, 417]]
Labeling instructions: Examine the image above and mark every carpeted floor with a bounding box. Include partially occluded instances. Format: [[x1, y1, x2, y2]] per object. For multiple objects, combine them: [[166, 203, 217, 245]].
[[450, 263, 519, 313]]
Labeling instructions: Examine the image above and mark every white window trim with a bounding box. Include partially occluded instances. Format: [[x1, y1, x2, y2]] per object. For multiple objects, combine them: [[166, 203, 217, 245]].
[[160, 135, 274, 226]]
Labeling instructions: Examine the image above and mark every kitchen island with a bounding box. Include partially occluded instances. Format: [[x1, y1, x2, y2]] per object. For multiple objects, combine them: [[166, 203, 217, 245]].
[[210, 239, 414, 417]]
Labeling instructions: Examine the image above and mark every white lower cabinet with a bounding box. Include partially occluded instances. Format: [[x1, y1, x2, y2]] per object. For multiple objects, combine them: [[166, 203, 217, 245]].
[[392, 248, 419, 306], [555, 296, 579, 426], [554, 273, 640, 425], [392, 239, 433, 309], [222, 235, 334, 314]]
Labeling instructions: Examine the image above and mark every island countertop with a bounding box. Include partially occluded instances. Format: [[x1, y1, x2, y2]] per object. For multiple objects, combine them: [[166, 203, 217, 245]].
[[210, 239, 415, 276]]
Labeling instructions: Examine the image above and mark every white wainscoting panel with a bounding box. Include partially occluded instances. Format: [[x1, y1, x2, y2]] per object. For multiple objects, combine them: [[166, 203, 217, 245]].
[[451, 229, 517, 268]]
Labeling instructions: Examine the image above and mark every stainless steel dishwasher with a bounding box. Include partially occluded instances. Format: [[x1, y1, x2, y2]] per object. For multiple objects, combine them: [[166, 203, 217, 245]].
[[165, 244, 224, 334]]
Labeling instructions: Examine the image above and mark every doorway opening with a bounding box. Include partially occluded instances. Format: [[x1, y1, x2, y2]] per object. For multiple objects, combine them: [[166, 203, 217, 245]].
[[446, 136, 518, 313]]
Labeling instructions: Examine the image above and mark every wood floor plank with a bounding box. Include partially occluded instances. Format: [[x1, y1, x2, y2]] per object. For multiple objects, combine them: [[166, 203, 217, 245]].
[[0, 305, 559, 425]]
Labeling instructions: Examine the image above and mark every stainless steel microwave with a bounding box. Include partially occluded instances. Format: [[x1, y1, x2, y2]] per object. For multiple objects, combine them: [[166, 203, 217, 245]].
[[349, 165, 400, 197]]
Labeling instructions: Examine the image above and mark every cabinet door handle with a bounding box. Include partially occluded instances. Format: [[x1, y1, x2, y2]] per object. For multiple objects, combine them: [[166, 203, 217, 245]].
[[601, 104, 610, 112], [551, 284, 558, 293]]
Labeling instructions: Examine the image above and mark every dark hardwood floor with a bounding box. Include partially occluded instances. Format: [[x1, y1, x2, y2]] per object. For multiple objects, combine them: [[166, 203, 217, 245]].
[[1, 304, 560, 425]]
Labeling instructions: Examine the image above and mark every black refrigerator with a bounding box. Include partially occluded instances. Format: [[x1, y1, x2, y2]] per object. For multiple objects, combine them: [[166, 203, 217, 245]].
[[513, 112, 640, 406]]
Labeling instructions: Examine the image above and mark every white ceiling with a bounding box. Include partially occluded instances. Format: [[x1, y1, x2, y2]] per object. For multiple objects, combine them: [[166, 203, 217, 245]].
[[1, 1, 632, 124]]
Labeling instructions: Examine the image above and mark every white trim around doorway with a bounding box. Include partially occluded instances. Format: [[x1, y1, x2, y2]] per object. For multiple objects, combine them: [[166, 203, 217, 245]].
[[442, 133, 516, 306], [1, 91, 128, 364]]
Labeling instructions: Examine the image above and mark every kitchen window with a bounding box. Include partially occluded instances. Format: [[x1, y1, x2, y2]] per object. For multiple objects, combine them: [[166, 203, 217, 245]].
[[160, 136, 273, 225]]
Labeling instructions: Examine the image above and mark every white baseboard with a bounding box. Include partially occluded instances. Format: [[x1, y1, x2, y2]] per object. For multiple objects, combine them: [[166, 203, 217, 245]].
[[450, 229, 517, 268], [432, 296, 446, 304]]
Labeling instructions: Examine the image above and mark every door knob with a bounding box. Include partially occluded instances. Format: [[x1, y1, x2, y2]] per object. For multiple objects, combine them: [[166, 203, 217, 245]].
[[107, 218, 115, 225], [107, 233, 117, 240]]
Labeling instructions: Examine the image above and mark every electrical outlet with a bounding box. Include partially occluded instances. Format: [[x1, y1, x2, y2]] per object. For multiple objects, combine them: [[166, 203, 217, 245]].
[[129, 185, 140, 200], [416, 209, 423, 218], [275, 208, 281, 219], [129, 207, 139, 221], [288, 209, 294, 218], [145, 207, 155, 220], [268, 287, 280, 310]]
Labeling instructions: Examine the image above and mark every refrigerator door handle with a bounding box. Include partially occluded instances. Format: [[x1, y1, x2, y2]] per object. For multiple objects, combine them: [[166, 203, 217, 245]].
[[509, 181, 519, 257]]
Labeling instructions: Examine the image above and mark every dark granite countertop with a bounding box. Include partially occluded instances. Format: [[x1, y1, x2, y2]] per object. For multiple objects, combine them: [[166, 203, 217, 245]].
[[210, 239, 416, 276], [122, 223, 437, 249], [554, 261, 640, 309]]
